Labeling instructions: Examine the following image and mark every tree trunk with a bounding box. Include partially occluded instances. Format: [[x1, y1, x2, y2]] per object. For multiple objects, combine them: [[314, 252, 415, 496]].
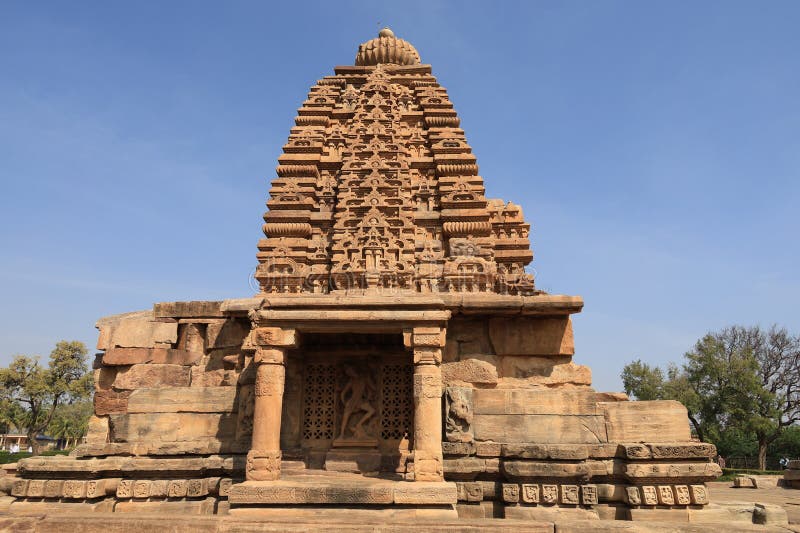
[[757, 437, 768, 471], [688, 413, 705, 443], [26, 430, 40, 456]]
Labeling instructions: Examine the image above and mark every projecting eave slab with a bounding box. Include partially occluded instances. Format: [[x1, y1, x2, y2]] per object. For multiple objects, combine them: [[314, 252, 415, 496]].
[[442, 293, 584, 316]]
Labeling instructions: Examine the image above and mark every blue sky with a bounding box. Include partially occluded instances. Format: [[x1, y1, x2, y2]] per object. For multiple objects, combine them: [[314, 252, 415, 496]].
[[1, 1, 798, 392]]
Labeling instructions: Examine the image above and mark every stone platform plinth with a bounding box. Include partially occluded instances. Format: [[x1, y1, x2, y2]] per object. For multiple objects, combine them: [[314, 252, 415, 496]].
[[228, 470, 458, 510]]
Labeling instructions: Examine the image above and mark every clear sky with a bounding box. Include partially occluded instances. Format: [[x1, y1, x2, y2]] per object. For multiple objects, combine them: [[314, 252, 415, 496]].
[[1, 1, 798, 392]]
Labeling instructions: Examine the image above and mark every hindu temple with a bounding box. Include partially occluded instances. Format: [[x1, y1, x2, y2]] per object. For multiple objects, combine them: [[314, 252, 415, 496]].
[[3, 29, 722, 527]]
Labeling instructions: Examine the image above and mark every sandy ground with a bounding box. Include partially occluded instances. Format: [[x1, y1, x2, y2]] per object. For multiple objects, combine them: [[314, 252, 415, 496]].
[[707, 481, 800, 525]]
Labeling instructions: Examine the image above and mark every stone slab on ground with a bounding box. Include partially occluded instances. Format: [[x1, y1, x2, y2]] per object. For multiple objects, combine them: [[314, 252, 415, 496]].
[[734, 475, 785, 489]]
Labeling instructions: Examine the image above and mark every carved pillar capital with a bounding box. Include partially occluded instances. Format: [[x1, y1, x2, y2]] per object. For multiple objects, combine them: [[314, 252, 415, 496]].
[[249, 326, 297, 349], [254, 346, 286, 365], [404, 326, 446, 365]]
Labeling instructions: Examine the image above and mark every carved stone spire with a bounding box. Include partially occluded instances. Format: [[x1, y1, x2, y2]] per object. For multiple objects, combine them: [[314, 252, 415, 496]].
[[255, 33, 536, 296]]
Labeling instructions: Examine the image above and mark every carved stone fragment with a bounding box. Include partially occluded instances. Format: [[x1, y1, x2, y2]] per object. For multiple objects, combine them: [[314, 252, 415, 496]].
[[542, 484, 558, 504], [501, 483, 519, 503], [521, 484, 540, 504], [561, 484, 579, 505], [625, 486, 641, 505], [445, 387, 473, 443], [641, 486, 658, 505], [581, 484, 598, 505]]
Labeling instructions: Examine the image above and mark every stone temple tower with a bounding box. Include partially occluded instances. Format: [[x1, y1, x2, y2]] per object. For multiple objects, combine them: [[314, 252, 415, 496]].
[[4, 29, 721, 525]]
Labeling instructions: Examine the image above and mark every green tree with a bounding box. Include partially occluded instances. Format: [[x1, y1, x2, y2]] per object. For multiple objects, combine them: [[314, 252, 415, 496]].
[[0, 341, 92, 455], [621, 325, 800, 470], [621, 360, 664, 401], [48, 400, 93, 449]]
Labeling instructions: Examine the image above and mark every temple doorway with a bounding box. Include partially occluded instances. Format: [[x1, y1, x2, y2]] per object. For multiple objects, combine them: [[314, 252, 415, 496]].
[[282, 333, 415, 476]]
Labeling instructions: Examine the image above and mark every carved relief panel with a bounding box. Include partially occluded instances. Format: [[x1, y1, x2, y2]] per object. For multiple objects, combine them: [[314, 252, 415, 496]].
[[300, 359, 413, 450]]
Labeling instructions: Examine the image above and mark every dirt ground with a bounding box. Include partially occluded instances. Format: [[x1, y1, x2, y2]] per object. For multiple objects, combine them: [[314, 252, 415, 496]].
[[707, 481, 800, 525]]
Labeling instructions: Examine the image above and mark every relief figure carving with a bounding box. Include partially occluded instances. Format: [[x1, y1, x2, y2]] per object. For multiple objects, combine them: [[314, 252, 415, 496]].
[[445, 387, 474, 443], [336, 363, 378, 443]]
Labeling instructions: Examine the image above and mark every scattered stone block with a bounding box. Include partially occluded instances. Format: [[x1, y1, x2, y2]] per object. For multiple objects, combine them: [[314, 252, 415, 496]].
[[753, 502, 789, 526]]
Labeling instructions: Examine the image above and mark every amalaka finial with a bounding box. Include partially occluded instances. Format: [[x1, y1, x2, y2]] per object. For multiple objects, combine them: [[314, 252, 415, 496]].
[[355, 27, 421, 66]]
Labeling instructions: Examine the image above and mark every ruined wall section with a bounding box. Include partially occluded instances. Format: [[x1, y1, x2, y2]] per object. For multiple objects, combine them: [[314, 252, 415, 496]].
[[440, 314, 721, 519], [84, 304, 252, 457], [8, 302, 255, 511]]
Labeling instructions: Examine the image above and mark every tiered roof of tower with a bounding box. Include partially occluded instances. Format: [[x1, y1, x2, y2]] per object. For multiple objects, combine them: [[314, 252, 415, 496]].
[[256, 28, 536, 296]]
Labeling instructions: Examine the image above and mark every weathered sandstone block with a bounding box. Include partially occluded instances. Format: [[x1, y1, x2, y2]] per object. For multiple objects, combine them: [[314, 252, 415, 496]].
[[496, 355, 592, 386], [621, 442, 716, 460], [103, 347, 203, 366], [153, 301, 223, 318], [501, 444, 590, 460], [85, 415, 109, 444], [473, 389, 624, 416], [109, 412, 237, 443], [623, 462, 722, 482], [474, 414, 608, 444], [489, 317, 574, 356], [206, 319, 248, 349], [112, 364, 191, 390], [502, 460, 616, 480], [602, 400, 691, 443], [94, 389, 132, 415], [442, 442, 476, 456], [441, 358, 498, 385], [97, 311, 178, 350], [443, 318, 495, 362], [127, 387, 237, 413]]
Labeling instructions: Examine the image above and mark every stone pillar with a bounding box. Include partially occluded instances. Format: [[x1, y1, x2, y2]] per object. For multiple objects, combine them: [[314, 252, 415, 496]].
[[408, 326, 446, 482], [246, 327, 296, 481]]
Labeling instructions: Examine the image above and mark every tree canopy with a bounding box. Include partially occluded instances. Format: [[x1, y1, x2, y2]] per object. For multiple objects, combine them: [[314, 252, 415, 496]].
[[0, 341, 92, 455], [621, 325, 800, 470]]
